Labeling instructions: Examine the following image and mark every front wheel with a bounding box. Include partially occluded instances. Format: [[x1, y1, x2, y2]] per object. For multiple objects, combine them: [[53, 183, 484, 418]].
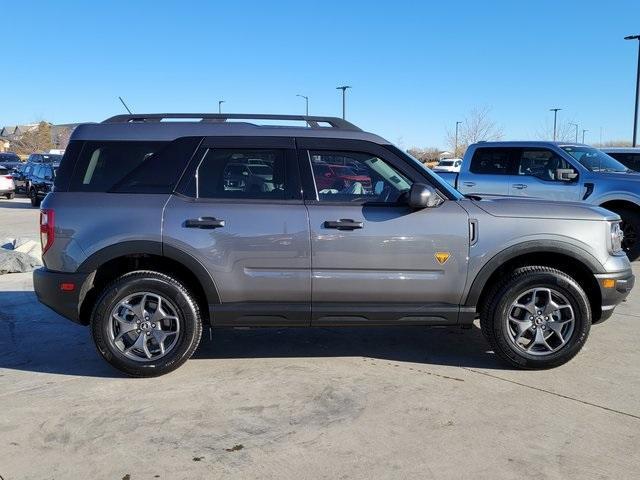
[[481, 266, 591, 369], [613, 208, 640, 261], [91, 271, 203, 377], [30, 188, 41, 207]]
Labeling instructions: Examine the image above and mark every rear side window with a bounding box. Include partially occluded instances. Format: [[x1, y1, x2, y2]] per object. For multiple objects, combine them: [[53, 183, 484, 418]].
[[194, 149, 289, 199], [68, 137, 201, 193], [470, 148, 513, 175]]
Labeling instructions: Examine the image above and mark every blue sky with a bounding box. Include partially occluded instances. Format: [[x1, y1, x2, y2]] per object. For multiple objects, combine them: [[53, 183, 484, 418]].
[[2, 0, 640, 148]]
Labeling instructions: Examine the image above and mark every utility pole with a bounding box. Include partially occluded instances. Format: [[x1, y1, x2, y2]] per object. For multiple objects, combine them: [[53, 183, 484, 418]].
[[336, 86, 351, 119], [582, 129, 588, 144], [624, 35, 640, 147], [296, 94, 309, 116], [568, 122, 579, 143], [118, 96, 133, 114], [550, 108, 562, 141], [454, 121, 462, 157], [218, 100, 225, 114]]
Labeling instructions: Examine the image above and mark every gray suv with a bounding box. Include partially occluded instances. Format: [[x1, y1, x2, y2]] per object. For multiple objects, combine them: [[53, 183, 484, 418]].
[[33, 114, 634, 376]]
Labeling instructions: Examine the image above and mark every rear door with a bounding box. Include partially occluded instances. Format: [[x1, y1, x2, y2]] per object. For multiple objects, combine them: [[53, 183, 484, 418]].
[[509, 147, 582, 201], [457, 147, 514, 196], [163, 136, 311, 326], [298, 138, 470, 325]]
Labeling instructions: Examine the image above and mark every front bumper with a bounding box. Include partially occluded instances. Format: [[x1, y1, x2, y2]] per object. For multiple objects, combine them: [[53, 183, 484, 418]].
[[594, 269, 635, 323], [33, 268, 92, 324]]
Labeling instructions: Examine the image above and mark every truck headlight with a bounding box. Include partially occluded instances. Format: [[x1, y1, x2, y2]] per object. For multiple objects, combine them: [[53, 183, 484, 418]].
[[610, 221, 624, 254]]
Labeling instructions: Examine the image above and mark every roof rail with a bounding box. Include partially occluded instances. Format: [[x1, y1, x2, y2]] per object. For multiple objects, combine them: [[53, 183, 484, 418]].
[[102, 113, 362, 131]]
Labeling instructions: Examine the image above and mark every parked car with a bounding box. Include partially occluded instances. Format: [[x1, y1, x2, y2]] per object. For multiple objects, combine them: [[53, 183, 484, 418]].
[[311, 162, 372, 191], [27, 153, 63, 164], [0, 152, 22, 171], [600, 147, 640, 172], [12, 162, 36, 193], [0, 165, 16, 199], [28, 162, 57, 207], [33, 114, 633, 377], [433, 158, 462, 173], [437, 142, 640, 260]]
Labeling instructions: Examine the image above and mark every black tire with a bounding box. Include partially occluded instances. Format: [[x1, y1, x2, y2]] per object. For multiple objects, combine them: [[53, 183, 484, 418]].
[[91, 271, 203, 377], [612, 208, 640, 261], [480, 266, 591, 369], [30, 188, 41, 207], [5, 193, 14, 199]]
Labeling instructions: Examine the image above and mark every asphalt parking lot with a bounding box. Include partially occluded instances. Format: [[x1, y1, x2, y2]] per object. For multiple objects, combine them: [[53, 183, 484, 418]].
[[0, 197, 639, 480]]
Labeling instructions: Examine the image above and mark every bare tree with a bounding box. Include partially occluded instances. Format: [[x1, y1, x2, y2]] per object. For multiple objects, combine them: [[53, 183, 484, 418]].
[[535, 118, 579, 142], [445, 107, 503, 157], [13, 122, 54, 155], [407, 147, 441, 163]]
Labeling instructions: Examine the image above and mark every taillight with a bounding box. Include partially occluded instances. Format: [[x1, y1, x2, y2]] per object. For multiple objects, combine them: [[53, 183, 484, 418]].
[[40, 209, 55, 255], [2, 175, 11, 180]]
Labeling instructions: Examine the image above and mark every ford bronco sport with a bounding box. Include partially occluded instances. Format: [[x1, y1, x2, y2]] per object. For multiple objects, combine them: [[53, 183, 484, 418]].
[[33, 114, 634, 376]]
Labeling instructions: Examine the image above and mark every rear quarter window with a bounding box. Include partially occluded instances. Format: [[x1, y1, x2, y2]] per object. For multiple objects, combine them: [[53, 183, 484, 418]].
[[469, 148, 513, 175], [66, 137, 202, 193]]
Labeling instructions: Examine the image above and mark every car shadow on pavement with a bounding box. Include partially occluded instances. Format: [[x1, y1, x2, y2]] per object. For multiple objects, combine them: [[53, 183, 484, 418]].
[[193, 324, 508, 370], [0, 289, 507, 378]]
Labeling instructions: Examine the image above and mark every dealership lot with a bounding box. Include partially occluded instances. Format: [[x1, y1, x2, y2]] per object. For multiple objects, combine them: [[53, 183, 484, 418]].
[[0, 198, 639, 479]]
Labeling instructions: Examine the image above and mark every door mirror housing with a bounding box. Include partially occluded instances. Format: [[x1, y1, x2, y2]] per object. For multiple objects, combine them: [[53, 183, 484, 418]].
[[557, 169, 578, 182], [408, 183, 441, 209]]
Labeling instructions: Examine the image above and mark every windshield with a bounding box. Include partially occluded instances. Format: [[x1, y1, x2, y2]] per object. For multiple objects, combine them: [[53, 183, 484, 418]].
[[439, 161, 454, 166], [561, 146, 629, 173], [386, 145, 464, 200]]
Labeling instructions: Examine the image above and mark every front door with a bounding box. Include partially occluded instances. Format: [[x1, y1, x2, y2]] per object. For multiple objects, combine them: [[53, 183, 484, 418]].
[[509, 147, 582, 201], [163, 136, 311, 326], [298, 138, 470, 326]]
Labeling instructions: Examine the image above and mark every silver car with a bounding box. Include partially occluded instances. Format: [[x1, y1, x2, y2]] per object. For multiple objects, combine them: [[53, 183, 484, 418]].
[[33, 114, 634, 376]]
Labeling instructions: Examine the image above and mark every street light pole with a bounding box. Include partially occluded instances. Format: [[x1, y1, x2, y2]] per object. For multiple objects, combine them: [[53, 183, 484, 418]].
[[582, 129, 588, 144], [550, 108, 562, 141], [296, 94, 309, 116], [569, 122, 579, 143], [455, 121, 462, 157], [624, 35, 640, 147], [218, 100, 225, 114], [336, 86, 351, 119]]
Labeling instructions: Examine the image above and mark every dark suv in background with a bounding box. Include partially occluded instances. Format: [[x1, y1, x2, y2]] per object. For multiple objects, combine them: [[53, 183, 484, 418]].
[[28, 162, 57, 206], [33, 114, 633, 377]]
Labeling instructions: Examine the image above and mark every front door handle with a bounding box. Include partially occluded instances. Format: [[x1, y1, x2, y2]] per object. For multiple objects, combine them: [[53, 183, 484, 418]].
[[463, 181, 476, 187], [184, 217, 225, 229], [512, 184, 528, 190], [324, 219, 364, 230]]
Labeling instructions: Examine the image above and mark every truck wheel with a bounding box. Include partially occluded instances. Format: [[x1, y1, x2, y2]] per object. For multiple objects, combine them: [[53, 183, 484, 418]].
[[91, 271, 203, 377], [5, 193, 14, 199], [30, 189, 41, 207], [614, 208, 640, 261], [480, 266, 591, 369]]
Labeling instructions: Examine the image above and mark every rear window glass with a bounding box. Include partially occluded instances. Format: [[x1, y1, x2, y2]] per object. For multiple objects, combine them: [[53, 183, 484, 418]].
[[68, 137, 201, 193], [0, 167, 8, 175]]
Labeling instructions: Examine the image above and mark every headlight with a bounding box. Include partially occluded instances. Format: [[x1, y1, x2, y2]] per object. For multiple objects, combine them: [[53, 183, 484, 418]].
[[610, 221, 624, 254]]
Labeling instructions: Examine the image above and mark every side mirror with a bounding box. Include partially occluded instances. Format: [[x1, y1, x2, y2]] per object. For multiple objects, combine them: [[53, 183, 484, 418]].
[[408, 183, 441, 209], [557, 169, 578, 181]]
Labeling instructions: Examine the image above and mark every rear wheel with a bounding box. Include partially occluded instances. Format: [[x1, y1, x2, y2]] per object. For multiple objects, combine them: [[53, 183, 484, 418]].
[[5, 193, 14, 199], [30, 188, 41, 207], [481, 266, 591, 369], [613, 208, 640, 261], [91, 271, 203, 377]]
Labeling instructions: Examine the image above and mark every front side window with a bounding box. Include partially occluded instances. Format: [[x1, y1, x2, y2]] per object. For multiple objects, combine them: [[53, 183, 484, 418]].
[[470, 148, 513, 175], [515, 149, 573, 181], [309, 150, 412, 203], [196, 149, 288, 199]]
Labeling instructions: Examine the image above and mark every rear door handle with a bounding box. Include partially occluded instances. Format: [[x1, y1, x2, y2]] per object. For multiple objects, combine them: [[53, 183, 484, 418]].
[[324, 219, 364, 230], [512, 184, 528, 190], [184, 217, 225, 229], [463, 181, 476, 187]]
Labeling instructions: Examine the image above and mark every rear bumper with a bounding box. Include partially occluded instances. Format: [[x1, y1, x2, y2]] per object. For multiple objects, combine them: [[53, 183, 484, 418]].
[[0, 187, 15, 194], [33, 268, 92, 324], [594, 269, 635, 323]]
